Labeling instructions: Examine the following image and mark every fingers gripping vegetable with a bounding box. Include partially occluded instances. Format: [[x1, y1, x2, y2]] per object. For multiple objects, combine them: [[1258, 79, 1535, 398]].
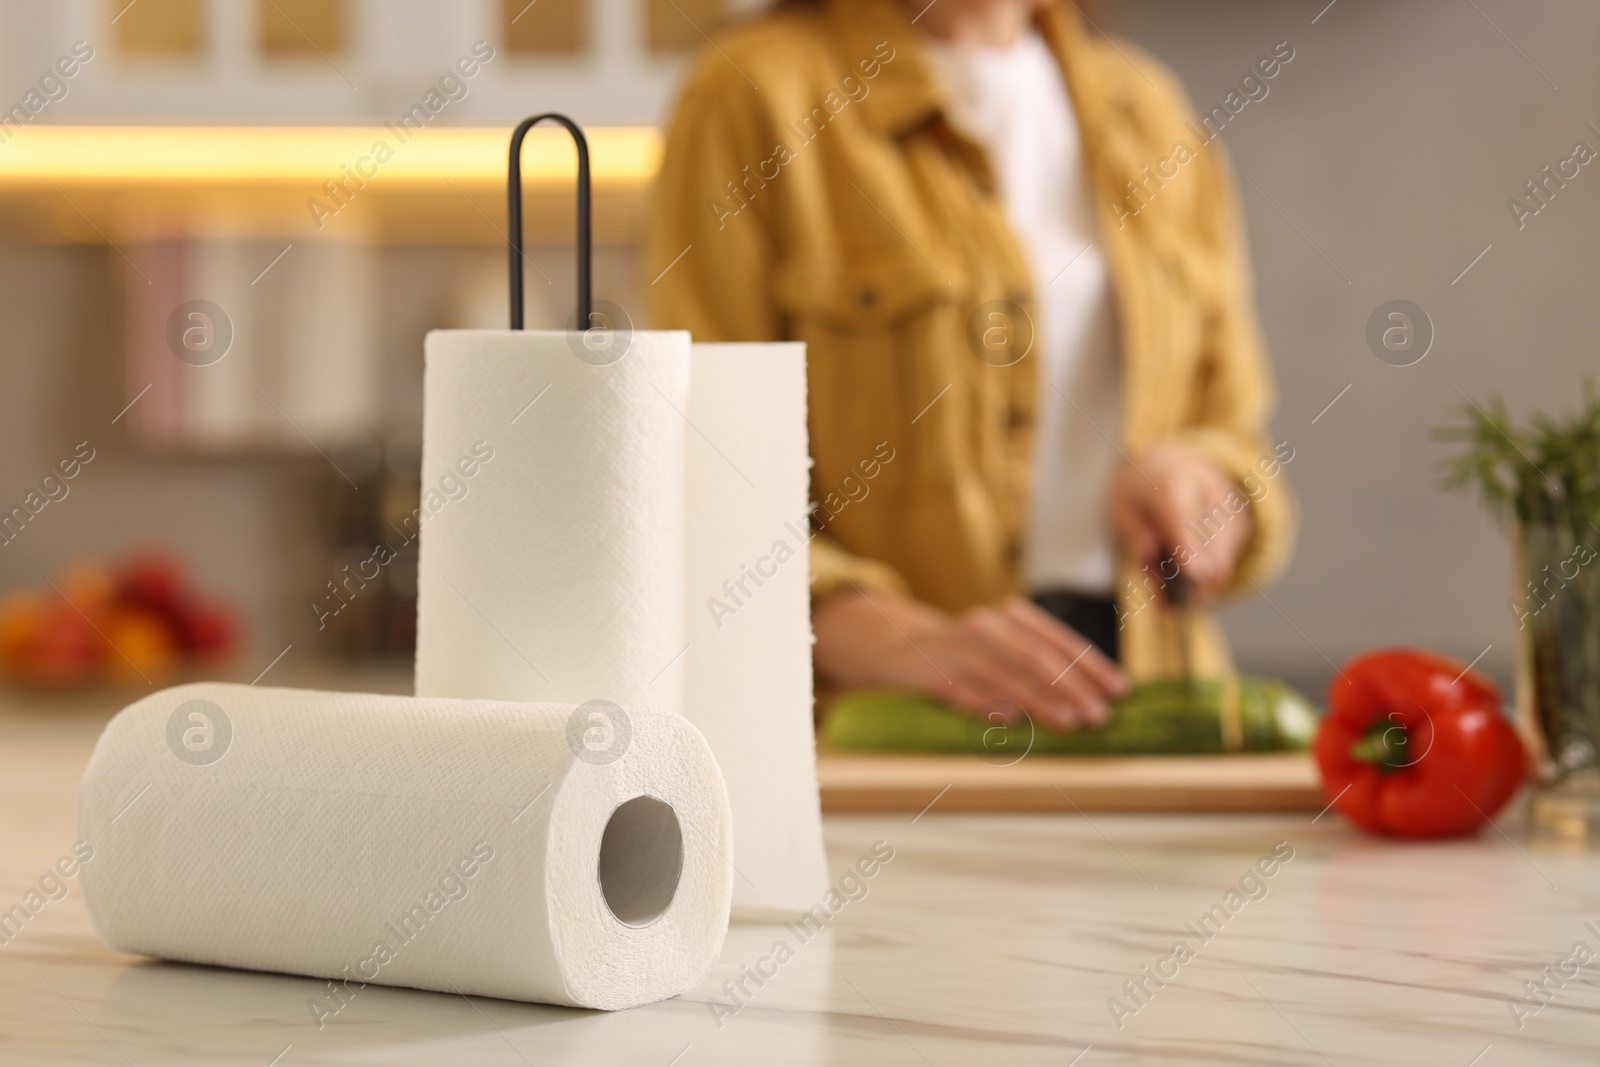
[[1314, 649, 1526, 838]]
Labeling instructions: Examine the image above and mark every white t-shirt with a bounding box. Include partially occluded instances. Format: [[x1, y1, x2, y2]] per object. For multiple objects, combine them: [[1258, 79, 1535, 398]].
[[928, 30, 1123, 596]]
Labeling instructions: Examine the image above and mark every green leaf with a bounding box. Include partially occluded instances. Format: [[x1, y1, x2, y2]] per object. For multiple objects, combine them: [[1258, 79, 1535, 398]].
[[1439, 381, 1600, 532]]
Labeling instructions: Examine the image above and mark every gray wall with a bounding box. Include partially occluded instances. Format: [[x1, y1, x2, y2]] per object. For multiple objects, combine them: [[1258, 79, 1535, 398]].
[[1116, 0, 1600, 696]]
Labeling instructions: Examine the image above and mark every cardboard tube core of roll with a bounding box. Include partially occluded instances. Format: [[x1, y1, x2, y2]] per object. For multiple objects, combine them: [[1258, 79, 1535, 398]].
[[598, 795, 684, 928]]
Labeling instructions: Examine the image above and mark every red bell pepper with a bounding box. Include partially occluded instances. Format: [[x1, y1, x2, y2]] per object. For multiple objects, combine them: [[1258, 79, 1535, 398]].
[[1313, 648, 1526, 838]]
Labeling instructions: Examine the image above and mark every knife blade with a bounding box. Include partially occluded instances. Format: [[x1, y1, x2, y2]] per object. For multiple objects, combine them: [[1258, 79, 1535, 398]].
[[1167, 568, 1195, 703], [1168, 568, 1244, 749]]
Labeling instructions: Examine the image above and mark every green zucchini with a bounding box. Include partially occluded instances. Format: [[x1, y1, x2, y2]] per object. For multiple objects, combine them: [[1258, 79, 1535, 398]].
[[821, 677, 1318, 756]]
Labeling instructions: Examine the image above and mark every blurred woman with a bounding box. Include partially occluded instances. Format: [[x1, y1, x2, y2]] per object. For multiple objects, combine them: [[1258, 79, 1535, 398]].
[[649, 0, 1295, 729]]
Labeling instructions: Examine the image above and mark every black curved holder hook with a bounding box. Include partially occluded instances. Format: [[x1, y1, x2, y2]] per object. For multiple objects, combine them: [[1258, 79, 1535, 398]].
[[508, 113, 591, 330]]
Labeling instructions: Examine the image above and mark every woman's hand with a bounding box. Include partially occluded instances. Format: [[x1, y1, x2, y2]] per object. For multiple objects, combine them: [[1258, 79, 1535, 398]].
[[1108, 442, 1252, 601], [813, 586, 1128, 730]]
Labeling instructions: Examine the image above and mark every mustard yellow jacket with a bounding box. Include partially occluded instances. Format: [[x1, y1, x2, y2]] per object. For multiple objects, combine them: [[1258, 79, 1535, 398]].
[[647, 0, 1296, 680]]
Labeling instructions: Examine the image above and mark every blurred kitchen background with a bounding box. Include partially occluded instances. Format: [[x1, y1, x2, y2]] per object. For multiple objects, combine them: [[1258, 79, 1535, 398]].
[[0, 0, 1592, 697]]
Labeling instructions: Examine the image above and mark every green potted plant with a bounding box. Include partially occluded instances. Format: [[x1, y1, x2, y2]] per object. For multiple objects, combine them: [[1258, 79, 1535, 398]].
[[1442, 384, 1600, 839]]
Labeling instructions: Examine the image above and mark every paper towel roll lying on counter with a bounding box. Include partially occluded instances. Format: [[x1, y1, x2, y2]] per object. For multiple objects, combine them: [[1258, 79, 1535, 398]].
[[415, 333, 829, 919], [78, 682, 732, 1010]]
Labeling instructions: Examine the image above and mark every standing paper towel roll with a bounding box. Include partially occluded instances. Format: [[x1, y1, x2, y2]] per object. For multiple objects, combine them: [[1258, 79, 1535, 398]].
[[78, 682, 732, 1010], [683, 343, 829, 918], [415, 329, 690, 714]]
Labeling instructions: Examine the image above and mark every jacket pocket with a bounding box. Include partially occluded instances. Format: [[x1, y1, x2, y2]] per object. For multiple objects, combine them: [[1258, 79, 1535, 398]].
[[777, 246, 971, 502], [776, 244, 955, 331]]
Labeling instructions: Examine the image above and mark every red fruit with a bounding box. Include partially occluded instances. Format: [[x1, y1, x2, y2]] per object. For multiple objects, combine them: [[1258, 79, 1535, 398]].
[[26, 604, 102, 686], [116, 549, 189, 616], [175, 600, 238, 658]]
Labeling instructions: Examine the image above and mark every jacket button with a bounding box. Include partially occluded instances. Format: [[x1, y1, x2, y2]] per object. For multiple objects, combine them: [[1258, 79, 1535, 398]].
[[1006, 406, 1029, 431], [857, 287, 878, 309]]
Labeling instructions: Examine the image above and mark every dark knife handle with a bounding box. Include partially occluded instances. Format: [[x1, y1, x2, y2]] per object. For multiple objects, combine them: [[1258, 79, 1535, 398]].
[[1167, 569, 1193, 607]]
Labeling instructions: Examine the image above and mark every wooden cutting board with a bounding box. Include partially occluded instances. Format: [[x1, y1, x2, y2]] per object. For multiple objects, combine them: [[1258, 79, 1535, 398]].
[[816, 748, 1325, 813]]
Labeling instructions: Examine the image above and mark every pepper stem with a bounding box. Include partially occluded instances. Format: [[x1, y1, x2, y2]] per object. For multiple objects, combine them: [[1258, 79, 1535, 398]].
[[1350, 719, 1410, 771]]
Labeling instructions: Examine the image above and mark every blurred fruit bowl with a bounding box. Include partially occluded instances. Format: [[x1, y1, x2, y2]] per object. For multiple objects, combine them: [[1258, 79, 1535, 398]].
[[0, 549, 239, 689]]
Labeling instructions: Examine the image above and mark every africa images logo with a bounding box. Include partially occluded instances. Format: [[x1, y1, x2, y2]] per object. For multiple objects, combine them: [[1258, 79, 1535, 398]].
[[165, 698, 232, 766], [566, 700, 631, 765]]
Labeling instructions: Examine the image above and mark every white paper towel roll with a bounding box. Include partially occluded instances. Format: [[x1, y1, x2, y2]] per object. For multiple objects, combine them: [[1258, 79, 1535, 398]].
[[683, 343, 829, 919], [415, 329, 690, 713], [78, 682, 732, 1010], [416, 331, 828, 919]]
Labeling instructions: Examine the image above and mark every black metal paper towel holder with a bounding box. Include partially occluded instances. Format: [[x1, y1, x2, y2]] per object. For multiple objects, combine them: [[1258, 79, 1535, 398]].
[[508, 113, 591, 331]]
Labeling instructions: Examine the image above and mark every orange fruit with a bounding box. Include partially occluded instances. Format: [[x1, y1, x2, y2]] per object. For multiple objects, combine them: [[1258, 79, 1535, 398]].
[[103, 609, 179, 685]]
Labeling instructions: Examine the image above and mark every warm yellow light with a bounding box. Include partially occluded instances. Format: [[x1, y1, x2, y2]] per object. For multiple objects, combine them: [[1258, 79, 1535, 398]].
[[0, 125, 661, 186]]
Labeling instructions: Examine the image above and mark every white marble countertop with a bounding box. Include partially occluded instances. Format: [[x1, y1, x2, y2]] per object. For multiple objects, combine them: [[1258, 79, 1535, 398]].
[[3, 691, 1597, 1066]]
